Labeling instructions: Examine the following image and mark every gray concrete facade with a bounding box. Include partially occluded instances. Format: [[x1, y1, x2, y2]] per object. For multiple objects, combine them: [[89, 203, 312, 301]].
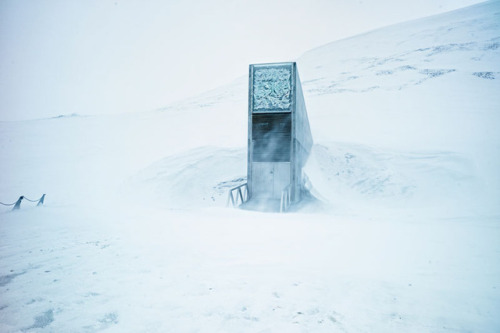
[[247, 62, 313, 207]]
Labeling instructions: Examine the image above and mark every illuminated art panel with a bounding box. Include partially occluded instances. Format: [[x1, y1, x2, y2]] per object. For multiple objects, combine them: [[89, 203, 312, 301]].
[[252, 65, 292, 112]]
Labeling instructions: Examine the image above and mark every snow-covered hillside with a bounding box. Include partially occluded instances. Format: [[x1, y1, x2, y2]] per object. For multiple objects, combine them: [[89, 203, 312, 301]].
[[298, 0, 500, 216], [1, 1, 499, 332], [144, 0, 500, 215]]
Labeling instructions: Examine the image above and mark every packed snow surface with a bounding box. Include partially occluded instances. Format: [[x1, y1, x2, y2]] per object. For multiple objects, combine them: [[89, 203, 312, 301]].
[[1, 1, 500, 332]]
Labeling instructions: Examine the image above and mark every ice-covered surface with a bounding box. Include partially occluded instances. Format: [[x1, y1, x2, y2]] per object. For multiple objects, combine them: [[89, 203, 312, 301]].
[[1, 1, 500, 332], [1, 207, 499, 332], [253, 65, 292, 111]]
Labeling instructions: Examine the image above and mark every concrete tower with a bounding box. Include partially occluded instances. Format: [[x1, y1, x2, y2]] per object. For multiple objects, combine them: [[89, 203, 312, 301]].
[[246, 62, 313, 210]]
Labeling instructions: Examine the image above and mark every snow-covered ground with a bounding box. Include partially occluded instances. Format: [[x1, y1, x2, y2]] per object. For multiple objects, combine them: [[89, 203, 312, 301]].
[[1, 1, 500, 332]]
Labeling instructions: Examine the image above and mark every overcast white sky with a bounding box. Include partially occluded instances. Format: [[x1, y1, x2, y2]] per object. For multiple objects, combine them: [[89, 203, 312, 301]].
[[0, 0, 484, 121]]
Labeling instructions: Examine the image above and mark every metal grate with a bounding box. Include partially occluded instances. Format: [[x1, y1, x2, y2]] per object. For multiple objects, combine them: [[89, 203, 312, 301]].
[[252, 113, 291, 162]]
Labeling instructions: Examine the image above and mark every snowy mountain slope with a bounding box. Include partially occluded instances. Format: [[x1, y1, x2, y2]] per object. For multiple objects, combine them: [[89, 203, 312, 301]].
[[1, 1, 500, 332], [297, 0, 500, 211], [122, 0, 500, 215], [297, 0, 500, 151], [299, 0, 500, 96]]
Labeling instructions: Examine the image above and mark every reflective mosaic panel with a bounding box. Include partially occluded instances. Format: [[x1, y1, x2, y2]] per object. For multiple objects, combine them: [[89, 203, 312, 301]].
[[253, 65, 292, 112]]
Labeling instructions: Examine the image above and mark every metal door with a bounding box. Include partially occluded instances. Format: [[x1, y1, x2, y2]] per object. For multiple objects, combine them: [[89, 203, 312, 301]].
[[252, 162, 290, 199]]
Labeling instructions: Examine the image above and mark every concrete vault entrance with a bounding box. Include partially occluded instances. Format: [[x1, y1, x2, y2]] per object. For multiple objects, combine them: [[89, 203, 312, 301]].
[[242, 62, 313, 212]]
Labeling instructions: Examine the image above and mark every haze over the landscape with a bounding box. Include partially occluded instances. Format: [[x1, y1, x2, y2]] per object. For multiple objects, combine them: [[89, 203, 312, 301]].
[[0, 0, 484, 121], [1, 1, 499, 332]]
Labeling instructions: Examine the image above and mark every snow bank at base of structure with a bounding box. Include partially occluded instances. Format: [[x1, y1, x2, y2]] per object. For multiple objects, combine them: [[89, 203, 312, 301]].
[[304, 142, 493, 218], [126, 146, 247, 208], [124, 142, 491, 219]]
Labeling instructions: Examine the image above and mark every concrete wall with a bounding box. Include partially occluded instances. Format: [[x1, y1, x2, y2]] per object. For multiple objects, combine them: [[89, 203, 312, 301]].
[[291, 65, 313, 202], [248, 62, 312, 204]]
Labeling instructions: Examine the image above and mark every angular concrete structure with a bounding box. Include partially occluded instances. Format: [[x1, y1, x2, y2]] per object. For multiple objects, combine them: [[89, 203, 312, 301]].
[[246, 62, 313, 210]]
